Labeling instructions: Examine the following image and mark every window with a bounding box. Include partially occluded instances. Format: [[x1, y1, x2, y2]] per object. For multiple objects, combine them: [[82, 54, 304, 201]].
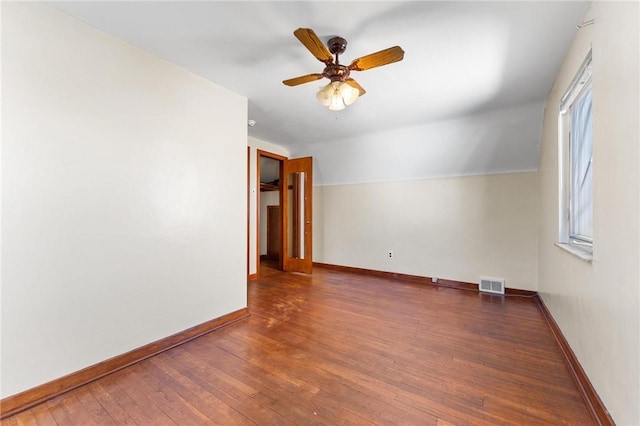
[[558, 51, 593, 259]]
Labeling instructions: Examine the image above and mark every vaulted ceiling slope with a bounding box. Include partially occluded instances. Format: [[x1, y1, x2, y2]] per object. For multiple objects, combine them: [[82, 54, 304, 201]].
[[46, 1, 589, 184]]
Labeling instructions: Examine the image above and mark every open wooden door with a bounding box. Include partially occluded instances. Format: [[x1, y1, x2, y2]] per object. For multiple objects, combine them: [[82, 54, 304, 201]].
[[282, 157, 312, 273]]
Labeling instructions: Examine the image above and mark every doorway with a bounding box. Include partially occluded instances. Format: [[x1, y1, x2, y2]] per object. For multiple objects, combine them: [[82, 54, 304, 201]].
[[255, 150, 313, 276], [257, 150, 285, 276]]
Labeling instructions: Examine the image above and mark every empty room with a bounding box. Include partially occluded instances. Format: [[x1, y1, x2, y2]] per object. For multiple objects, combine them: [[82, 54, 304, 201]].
[[1, 1, 638, 425]]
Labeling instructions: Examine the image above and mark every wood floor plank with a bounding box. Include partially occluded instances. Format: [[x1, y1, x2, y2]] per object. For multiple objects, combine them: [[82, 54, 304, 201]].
[[127, 363, 212, 424], [145, 354, 251, 425], [11, 410, 37, 426], [111, 368, 179, 425], [75, 387, 116, 425], [0, 417, 19, 426], [29, 402, 58, 426], [86, 380, 139, 425], [43, 396, 73, 425], [2, 262, 595, 425], [162, 349, 285, 425], [54, 393, 96, 425]]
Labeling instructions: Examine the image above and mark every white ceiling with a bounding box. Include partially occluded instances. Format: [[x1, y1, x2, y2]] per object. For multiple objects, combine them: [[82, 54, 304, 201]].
[[46, 1, 590, 183]]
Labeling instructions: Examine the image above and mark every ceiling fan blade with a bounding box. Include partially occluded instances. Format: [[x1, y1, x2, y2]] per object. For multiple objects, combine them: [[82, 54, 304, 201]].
[[348, 46, 405, 71], [345, 78, 366, 96], [283, 73, 325, 87], [294, 28, 334, 64]]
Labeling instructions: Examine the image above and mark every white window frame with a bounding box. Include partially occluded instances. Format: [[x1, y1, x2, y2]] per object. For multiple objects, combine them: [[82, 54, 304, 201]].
[[557, 50, 593, 261]]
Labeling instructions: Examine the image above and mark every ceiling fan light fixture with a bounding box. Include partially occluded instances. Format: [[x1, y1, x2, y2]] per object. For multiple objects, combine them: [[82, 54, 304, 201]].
[[317, 81, 359, 111]]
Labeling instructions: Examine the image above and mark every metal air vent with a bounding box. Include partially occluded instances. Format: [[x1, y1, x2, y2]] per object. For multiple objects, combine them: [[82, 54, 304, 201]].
[[479, 277, 505, 295]]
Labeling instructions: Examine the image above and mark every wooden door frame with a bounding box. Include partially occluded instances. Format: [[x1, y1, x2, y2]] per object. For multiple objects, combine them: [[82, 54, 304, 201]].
[[247, 147, 250, 277], [256, 150, 286, 276]]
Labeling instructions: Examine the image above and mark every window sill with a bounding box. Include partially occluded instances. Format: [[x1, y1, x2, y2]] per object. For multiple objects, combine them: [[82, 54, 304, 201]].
[[555, 242, 593, 263]]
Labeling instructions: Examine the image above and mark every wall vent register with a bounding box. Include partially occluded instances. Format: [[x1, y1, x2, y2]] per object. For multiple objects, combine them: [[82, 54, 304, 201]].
[[479, 277, 505, 295]]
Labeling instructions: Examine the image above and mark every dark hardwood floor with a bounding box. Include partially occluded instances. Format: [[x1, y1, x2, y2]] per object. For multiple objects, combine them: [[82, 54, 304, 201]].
[[2, 262, 594, 425]]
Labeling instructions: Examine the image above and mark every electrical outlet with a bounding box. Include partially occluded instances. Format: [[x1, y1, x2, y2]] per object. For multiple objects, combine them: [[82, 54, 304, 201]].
[[388, 251, 393, 258], [432, 277, 438, 283]]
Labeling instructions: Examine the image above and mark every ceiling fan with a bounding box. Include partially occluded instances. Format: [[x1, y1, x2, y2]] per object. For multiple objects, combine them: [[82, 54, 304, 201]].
[[283, 28, 405, 111]]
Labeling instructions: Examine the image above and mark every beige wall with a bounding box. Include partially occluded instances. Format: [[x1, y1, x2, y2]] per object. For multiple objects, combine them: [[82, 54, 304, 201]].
[[1, 3, 247, 397], [314, 172, 538, 290], [537, 2, 639, 424]]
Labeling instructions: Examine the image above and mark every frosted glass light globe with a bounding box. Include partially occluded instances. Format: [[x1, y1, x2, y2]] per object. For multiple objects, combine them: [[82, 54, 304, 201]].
[[317, 81, 360, 111], [340, 83, 359, 105]]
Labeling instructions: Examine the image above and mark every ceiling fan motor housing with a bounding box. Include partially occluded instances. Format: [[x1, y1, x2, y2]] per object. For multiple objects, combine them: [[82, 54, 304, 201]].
[[323, 64, 350, 82], [325, 36, 349, 82]]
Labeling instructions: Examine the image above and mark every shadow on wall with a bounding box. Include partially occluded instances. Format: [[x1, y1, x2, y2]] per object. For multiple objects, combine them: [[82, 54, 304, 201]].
[[303, 101, 544, 186]]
